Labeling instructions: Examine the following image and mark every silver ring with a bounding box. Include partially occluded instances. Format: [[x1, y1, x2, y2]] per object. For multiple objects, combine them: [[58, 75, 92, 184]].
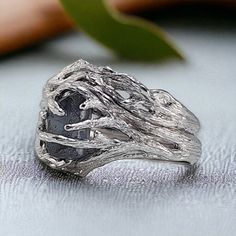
[[35, 59, 201, 177]]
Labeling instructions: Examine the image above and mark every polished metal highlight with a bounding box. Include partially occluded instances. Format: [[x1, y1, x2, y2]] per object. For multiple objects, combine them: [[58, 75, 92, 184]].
[[35, 59, 201, 177]]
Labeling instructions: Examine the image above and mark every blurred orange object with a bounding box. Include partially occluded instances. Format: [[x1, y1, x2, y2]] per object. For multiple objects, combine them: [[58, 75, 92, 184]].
[[0, 0, 73, 55], [111, 0, 236, 12], [0, 0, 235, 55]]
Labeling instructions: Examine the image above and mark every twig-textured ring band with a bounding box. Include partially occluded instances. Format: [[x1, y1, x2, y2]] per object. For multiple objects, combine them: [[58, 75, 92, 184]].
[[35, 59, 201, 177]]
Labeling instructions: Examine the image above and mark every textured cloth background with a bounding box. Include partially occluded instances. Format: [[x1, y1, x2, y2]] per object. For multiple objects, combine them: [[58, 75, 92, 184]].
[[0, 24, 236, 236]]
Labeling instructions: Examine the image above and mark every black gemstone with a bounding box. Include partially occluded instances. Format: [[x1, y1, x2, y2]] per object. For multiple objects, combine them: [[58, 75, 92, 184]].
[[45, 91, 97, 161]]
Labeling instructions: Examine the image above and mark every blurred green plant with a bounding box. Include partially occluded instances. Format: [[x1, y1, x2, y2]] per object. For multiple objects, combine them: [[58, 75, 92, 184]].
[[60, 0, 183, 61]]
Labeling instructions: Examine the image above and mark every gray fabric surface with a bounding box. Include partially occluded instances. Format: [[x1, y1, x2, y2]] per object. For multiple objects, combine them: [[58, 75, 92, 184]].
[[0, 25, 236, 236]]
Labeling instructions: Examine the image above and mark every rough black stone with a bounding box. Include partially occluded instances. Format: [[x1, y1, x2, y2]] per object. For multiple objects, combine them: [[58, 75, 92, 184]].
[[45, 91, 96, 161]]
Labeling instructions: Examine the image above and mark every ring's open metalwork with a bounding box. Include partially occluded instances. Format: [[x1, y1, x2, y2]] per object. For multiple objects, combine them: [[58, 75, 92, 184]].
[[35, 59, 201, 177]]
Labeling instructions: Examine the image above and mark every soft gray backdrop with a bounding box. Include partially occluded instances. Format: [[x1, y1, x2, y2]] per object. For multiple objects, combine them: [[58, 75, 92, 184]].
[[0, 19, 236, 236]]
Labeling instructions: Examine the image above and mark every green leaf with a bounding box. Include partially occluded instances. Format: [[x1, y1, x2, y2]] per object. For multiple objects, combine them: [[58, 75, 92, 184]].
[[60, 0, 184, 61]]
